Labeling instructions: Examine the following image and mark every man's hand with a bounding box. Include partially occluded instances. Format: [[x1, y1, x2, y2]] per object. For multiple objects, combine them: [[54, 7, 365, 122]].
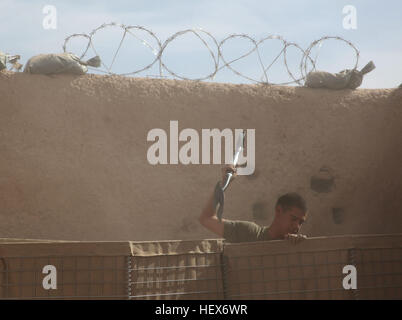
[[221, 164, 237, 185], [285, 233, 307, 245]]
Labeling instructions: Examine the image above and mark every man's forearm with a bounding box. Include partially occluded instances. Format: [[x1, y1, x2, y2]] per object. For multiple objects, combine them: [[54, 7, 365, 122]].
[[198, 187, 225, 237], [199, 165, 236, 235], [199, 189, 217, 222]]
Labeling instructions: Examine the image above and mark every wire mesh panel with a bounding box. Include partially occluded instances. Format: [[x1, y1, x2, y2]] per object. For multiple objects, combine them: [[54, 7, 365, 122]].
[[354, 247, 402, 299], [0, 242, 130, 299], [128, 240, 224, 300], [0, 235, 401, 300], [0, 256, 127, 299], [223, 234, 402, 300], [224, 249, 353, 300]]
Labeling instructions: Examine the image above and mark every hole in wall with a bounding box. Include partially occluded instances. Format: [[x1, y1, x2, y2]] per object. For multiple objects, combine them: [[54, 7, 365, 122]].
[[310, 166, 335, 193]]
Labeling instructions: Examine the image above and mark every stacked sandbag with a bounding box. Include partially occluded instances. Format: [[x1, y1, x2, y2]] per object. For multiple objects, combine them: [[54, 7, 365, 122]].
[[0, 51, 6, 70], [0, 52, 22, 71], [305, 61, 375, 90], [24, 53, 101, 75]]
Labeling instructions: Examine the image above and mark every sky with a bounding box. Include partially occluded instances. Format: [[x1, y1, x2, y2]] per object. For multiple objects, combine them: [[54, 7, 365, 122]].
[[1, 0, 401, 88]]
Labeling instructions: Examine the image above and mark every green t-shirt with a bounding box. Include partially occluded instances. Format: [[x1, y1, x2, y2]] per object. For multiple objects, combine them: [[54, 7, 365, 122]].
[[223, 220, 271, 243]]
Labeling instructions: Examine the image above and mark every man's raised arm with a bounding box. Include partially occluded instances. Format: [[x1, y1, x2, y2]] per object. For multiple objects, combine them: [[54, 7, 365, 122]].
[[198, 165, 236, 237]]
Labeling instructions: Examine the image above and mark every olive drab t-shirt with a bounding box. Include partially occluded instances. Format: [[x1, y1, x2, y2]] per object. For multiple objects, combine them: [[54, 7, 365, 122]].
[[223, 220, 271, 243]]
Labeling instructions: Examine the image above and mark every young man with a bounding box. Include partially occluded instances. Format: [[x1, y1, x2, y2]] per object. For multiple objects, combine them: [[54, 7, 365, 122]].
[[199, 165, 308, 244]]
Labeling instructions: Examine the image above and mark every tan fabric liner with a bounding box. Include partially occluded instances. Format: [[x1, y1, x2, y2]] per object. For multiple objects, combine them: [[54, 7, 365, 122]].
[[129, 239, 224, 257]]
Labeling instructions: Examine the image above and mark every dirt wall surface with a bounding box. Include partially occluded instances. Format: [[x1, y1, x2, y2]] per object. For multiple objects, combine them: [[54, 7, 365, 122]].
[[0, 70, 401, 241]]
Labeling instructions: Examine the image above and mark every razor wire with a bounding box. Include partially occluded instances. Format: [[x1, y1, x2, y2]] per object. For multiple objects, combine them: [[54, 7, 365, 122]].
[[63, 22, 360, 85]]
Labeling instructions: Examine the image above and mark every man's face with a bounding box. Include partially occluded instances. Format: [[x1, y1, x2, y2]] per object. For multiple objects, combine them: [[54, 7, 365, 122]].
[[275, 205, 307, 237]]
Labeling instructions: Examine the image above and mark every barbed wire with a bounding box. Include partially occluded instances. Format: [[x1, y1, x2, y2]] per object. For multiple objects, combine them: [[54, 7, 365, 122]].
[[63, 22, 360, 85]]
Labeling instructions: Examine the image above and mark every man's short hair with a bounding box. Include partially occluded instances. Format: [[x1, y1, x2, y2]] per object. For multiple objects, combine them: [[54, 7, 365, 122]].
[[276, 192, 307, 213]]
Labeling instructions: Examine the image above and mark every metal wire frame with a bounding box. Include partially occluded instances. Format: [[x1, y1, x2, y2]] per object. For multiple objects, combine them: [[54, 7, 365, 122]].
[[224, 247, 402, 300], [0, 294, 128, 300], [352, 247, 402, 299], [62, 22, 360, 85], [129, 263, 223, 272], [4, 255, 397, 274], [348, 248, 359, 300], [127, 252, 224, 300], [0, 246, 400, 300], [224, 270, 402, 288], [221, 257, 402, 274], [228, 284, 402, 299], [0, 255, 127, 300], [220, 254, 228, 300], [126, 255, 132, 300]]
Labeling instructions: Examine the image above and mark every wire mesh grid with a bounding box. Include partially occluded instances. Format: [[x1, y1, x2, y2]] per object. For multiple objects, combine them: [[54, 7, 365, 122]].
[[353, 247, 402, 299], [223, 247, 402, 300], [0, 242, 401, 300], [0, 255, 127, 299], [127, 252, 224, 300]]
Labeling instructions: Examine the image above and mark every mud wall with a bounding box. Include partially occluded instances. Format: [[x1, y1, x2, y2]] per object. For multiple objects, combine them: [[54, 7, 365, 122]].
[[0, 71, 401, 241]]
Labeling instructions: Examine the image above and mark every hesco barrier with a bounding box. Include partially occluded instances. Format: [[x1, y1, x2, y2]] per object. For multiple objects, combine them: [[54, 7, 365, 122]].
[[128, 240, 224, 299], [224, 234, 402, 299], [0, 240, 129, 299], [0, 234, 401, 300]]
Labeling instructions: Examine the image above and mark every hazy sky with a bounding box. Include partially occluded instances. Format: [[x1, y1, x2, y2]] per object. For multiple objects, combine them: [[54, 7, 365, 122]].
[[1, 0, 401, 88]]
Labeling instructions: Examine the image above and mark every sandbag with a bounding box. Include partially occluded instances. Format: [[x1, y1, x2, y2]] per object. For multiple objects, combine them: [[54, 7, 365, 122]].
[[0, 52, 22, 71], [0, 51, 6, 71], [24, 53, 100, 75], [305, 61, 375, 90]]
